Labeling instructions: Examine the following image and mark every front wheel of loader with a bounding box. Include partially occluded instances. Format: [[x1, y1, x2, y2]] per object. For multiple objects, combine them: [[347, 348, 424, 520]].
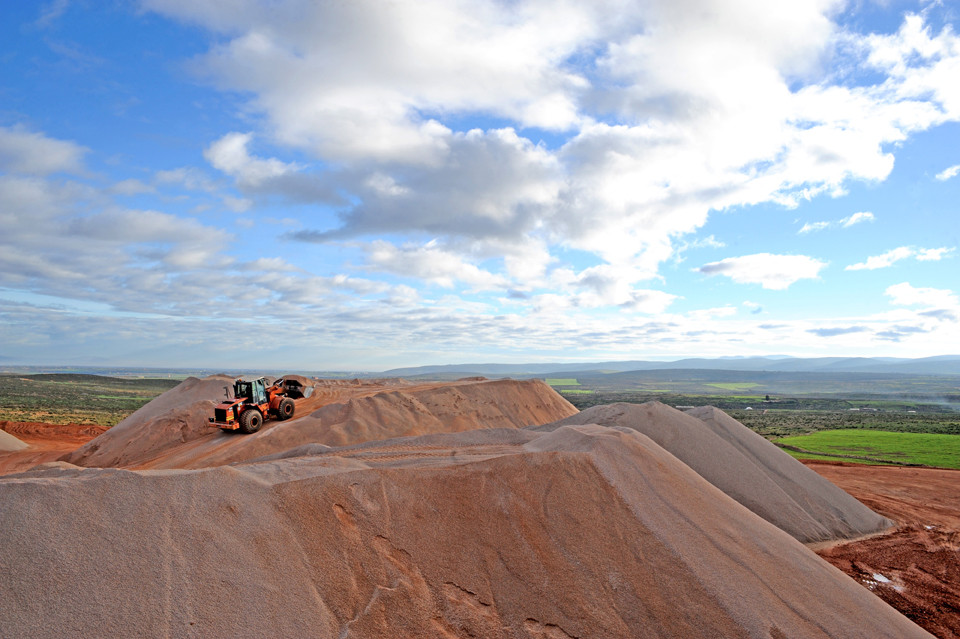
[[238, 409, 263, 434], [278, 397, 295, 421]]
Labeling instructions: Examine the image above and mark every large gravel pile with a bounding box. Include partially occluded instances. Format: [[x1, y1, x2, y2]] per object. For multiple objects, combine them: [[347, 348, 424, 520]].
[[0, 424, 929, 638], [65, 376, 577, 470], [540, 402, 894, 542]]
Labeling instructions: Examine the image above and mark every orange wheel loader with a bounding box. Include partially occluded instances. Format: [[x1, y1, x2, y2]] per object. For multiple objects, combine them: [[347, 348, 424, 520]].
[[209, 377, 313, 434]]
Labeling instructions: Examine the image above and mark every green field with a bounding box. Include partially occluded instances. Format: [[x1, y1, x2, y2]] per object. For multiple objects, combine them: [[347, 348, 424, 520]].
[[545, 378, 580, 386], [775, 429, 960, 469], [704, 382, 760, 391], [559, 389, 594, 394]]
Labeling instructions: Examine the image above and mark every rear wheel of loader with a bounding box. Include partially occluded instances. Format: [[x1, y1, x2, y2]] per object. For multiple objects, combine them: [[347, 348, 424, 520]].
[[278, 397, 295, 421], [239, 409, 263, 434]]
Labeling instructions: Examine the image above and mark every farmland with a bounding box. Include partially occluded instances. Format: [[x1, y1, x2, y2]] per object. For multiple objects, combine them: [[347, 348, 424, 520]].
[[774, 430, 960, 469]]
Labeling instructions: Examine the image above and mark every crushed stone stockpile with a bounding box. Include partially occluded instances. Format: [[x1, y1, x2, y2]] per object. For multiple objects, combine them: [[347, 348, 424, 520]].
[[539, 402, 894, 543], [61, 374, 237, 468], [0, 429, 28, 452], [0, 425, 930, 639], [63, 376, 577, 470]]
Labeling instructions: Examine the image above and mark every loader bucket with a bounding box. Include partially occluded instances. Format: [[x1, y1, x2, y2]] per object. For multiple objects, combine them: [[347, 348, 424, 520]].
[[281, 379, 314, 399]]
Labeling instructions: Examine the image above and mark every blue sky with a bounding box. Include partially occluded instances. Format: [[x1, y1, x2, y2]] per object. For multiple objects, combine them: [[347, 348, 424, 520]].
[[1, 0, 958, 370]]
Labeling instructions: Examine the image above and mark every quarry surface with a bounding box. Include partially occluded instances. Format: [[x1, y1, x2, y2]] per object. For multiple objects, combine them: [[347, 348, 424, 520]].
[[0, 375, 953, 637]]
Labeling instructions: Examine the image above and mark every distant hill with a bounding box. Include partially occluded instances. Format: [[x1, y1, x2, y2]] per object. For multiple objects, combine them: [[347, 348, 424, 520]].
[[382, 355, 960, 377]]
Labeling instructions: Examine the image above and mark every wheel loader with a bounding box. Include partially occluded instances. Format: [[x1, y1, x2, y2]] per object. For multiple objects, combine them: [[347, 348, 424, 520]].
[[209, 377, 313, 434]]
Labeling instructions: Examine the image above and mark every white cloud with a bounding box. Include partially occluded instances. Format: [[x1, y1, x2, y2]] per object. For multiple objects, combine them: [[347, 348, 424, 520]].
[[798, 221, 832, 234], [698, 253, 827, 290], [6, 6, 960, 365], [799, 211, 874, 234], [366, 240, 509, 291], [0, 125, 87, 175], [149, 0, 600, 163], [916, 247, 954, 261], [846, 246, 915, 270], [885, 282, 959, 308], [204, 132, 300, 187], [619, 289, 678, 314], [936, 164, 960, 181], [290, 127, 562, 246], [841, 211, 875, 227], [846, 246, 953, 270], [137, 2, 960, 304], [689, 306, 738, 321]]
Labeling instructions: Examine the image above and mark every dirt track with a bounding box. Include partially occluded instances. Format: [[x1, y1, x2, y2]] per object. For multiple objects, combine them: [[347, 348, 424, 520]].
[[806, 460, 960, 638]]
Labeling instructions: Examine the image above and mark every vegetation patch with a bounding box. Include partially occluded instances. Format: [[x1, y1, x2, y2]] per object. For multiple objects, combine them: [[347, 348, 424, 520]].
[[704, 382, 761, 391], [545, 378, 580, 386], [559, 389, 594, 394], [0, 374, 179, 426], [774, 429, 960, 469], [778, 450, 878, 465]]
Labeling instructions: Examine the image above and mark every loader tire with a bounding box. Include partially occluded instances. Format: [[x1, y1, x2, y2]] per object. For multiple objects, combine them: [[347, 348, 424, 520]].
[[239, 409, 263, 434], [278, 397, 295, 421]]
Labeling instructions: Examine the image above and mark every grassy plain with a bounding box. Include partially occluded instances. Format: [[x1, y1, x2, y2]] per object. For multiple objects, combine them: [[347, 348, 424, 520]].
[[0, 374, 179, 426], [774, 430, 960, 469], [545, 379, 580, 386]]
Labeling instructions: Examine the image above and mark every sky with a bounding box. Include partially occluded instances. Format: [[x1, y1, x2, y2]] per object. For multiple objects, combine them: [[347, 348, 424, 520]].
[[1, 0, 958, 370]]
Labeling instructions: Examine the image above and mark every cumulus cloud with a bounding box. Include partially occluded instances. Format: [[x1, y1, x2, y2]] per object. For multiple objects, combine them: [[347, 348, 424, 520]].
[[885, 282, 959, 308], [365, 240, 509, 290], [204, 132, 343, 203], [697, 254, 827, 290], [147, 0, 960, 294], [0, 125, 87, 175], [936, 164, 960, 181], [148, 0, 600, 163], [846, 246, 954, 270], [204, 132, 300, 187], [6, 3, 960, 363]]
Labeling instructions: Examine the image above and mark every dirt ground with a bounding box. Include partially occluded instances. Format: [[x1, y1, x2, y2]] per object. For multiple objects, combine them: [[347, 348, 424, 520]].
[[805, 460, 960, 639], [0, 421, 106, 475]]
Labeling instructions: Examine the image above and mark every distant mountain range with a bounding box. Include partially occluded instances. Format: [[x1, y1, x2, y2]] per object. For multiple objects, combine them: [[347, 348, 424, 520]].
[[382, 355, 960, 378]]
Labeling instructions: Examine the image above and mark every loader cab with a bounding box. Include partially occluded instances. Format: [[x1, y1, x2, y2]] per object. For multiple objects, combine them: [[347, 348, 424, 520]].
[[234, 378, 268, 405]]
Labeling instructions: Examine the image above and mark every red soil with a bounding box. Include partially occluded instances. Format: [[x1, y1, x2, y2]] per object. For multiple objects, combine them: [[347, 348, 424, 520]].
[[806, 461, 960, 638], [0, 421, 106, 475]]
